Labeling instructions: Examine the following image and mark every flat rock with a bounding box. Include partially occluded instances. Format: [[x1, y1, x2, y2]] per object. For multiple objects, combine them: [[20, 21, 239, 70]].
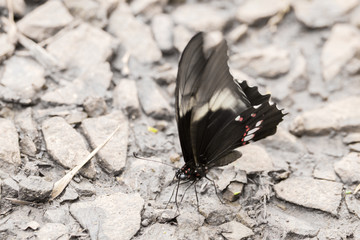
[[81, 111, 129, 175], [231, 145, 274, 174], [15, 108, 38, 141], [344, 133, 360, 144], [321, 24, 360, 82], [262, 127, 306, 153], [41, 117, 96, 179], [222, 182, 244, 202], [288, 51, 308, 92], [0, 56, 45, 101], [291, 0, 359, 28], [107, 2, 161, 63], [64, 0, 118, 28], [113, 78, 141, 119], [236, 0, 290, 25], [213, 165, 247, 191], [70, 180, 96, 197], [0, 34, 15, 62], [47, 23, 116, 75], [334, 152, 360, 184], [267, 206, 319, 237], [41, 62, 112, 105], [172, 3, 229, 31], [274, 177, 343, 215], [1, 178, 19, 198], [134, 223, 177, 240], [17, 0, 73, 42], [349, 143, 360, 152], [0, 118, 21, 174], [70, 192, 144, 240], [36, 223, 69, 240], [231, 46, 290, 78], [345, 194, 360, 219], [219, 221, 254, 240], [18, 176, 53, 201], [83, 96, 107, 117], [173, 25, 193, 52], [151, 13, 174, 53], [137, 77, 172, 120], [313, 161, 337, 181], [44, 207, 70, 224], [290, 97, 360, 136], [130, 0, 163, 16]]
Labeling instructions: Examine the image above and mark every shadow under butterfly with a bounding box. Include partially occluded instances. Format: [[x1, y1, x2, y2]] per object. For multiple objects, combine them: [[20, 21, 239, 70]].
[[137, 32, 286, 210]]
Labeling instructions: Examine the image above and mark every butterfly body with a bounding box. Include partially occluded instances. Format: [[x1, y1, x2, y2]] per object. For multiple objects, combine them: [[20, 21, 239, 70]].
[[175, 32, 285, 183]]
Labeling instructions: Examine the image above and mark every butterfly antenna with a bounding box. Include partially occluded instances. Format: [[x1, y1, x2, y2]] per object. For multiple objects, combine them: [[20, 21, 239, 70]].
[[133, 152, 176, 168], [205, 176, 224, 204]]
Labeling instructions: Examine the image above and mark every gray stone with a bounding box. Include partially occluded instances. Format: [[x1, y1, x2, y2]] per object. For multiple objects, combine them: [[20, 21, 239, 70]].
[[64, 111, 88, 125], [334, 152, 360, 184], [47, 23, 116, 74], [222, 182, 244, 202], [0, 34, 15, 62], [172, 4, 229, 31], [1, 178, 19, 198], [130, 0, 163, 16], [42, 117, 96, 179], [291, 0, 358, 28], [36, 223, 69, 240], [42, 62, 112, 105], [321, 24, 360, 82], [107, 2, 162, 63], [19, 136, 37, 157], [262, 127, 306, 153], [213, 166, 247, 191], [267, 206, 319, 237], [70, 180, 96, 197], [231, 46, 290, 78], [350, 143, 360, 152], [219, 221, 254, 240], [0, 56, 45, 101], [70, 192, 144, 240], [288, 51, 308, 92], [15, 108, 38, 141], [113, 78, 141, 119], [26, 221, 40, 230], [64, 0, 118, 28], [83, 96, 107, 117], [345, 194, 360, 219], [177, 210, 205, 228], [137, 77, 172, 120], [290, 97, 360, 136], [344, 133, 360, 144], [60, 187, 79, 202], [274, 177, 343, 215], [17, 0, 73, 42], [236, 0, 290, 25], [44, 207, 70, 224], [173, 25, 193, 52], [313, 161, 337, 181], [151, 13, 174, 53], [18, 176, 53, 201], [134, 223, 176, 240], [81, 111, 128, 175], [227, 24, 248, 43], [0, 118, 21, 174]]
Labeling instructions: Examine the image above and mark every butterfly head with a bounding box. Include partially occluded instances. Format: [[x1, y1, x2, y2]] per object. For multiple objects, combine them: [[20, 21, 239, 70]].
[[175, 164, 208, 181]]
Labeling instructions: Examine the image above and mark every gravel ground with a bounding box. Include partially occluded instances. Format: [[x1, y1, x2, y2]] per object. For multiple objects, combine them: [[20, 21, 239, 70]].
[[1, 0, 360, 239]]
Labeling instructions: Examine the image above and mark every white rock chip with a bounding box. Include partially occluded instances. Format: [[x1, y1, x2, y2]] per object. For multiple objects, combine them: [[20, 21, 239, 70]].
[[172, 4, 229, 31], [107, 2, 161, 63], [236, 0, 290, 25], [151, 13, 174, 53], [41, 62, 112, 105], [1, 56, 45, 101], [134, 223, 177, 240], [321, 24, 360, 82], [274, 177, 343, 215], [290, 97, 360, 136], [0, 0, 26, 16], [42, 117, 96, 179], [291, 0, 359, 28], [113, 79, 141, 119], [81, 111, 128, 175], [232, 46, 290, 78], [47, 23, 116, 73], [343, 133, 360, 144], [17, 0, 73, 42], [0, 118, 21, 174], [0, 34, 15, 62], [70, 192, 144, 240], [137, 77, 172, 119], [334, 152, 360, 184], [219, 221, 254, 240], [173, 25, 193, 52], [227, 24, 248, 43], [345, 194, 360, 219], [36, 223, 69, 240]]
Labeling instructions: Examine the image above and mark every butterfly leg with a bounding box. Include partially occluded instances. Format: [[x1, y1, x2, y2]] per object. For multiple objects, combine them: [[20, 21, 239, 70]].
[[180, 180, 196, 203], [194, 182, 200, 211], [205, 176, 224, 204]]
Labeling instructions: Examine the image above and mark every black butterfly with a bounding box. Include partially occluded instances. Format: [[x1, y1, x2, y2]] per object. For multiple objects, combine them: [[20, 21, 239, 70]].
[[174, 32, 285, 185]]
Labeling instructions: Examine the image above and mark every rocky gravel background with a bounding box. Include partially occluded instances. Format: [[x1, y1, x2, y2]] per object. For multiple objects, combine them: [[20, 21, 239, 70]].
[[1, 0, 360, 239]]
